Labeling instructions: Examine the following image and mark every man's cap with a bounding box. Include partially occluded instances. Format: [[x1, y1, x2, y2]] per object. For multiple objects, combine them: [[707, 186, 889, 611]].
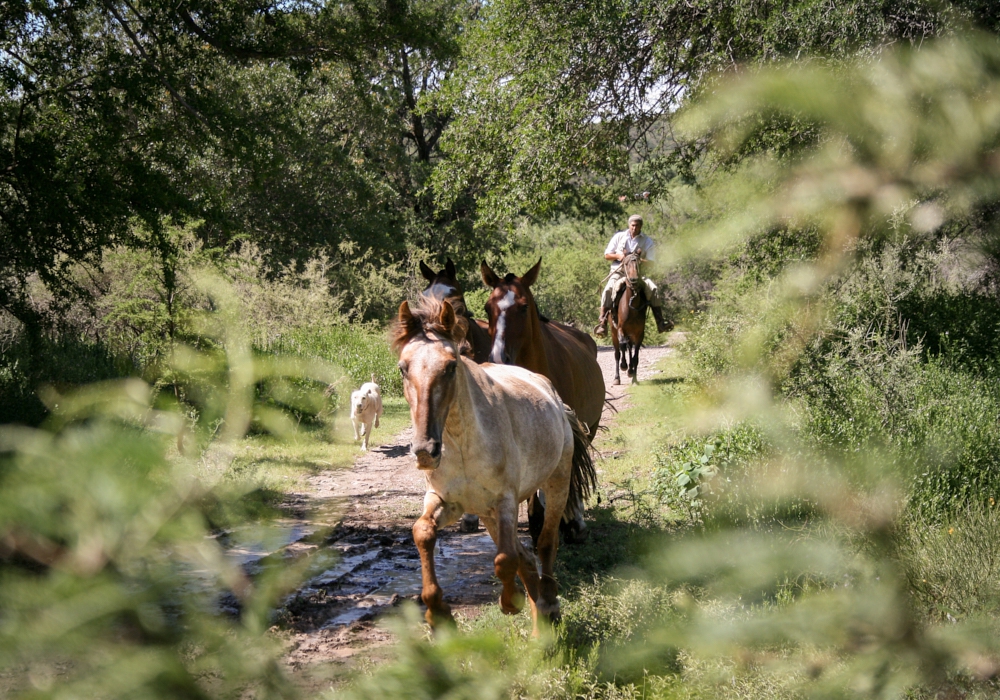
[[628, 214, 643, 224]]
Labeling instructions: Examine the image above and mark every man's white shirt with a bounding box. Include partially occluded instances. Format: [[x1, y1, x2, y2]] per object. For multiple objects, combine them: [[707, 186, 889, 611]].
[[605, 230, 656, 270]]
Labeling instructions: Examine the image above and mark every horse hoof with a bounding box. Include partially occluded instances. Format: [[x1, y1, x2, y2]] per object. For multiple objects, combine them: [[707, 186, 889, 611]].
[[612, 378, 620, 386], [500, 591, 525, 614], [425, 607, 456, 629], [459, 514, 480, 533]]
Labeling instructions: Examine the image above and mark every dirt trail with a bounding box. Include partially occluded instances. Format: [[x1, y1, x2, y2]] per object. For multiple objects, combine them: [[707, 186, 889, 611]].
[[277, 340, 677, 674]]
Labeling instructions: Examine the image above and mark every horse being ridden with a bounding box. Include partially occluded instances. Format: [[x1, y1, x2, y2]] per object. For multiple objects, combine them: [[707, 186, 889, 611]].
[[420, 259, 492, 364], [611, 250, 649, 386], [392, 298, 595, 635], [481, 258, 605, 544]]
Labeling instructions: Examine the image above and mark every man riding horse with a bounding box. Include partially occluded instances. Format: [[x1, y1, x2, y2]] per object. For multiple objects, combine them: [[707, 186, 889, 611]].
[[594, 214, 672, 337]]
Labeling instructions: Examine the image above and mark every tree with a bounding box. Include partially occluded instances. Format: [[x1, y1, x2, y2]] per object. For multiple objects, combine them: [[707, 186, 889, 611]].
[[431, 0, 962, 228], [0, 0, 486, 336]]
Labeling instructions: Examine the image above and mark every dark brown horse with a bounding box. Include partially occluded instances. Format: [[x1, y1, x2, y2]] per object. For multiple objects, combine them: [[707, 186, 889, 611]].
[[420, 259, 492, 364], [481, 258, 605, 543], [611, 251, 648, 386]]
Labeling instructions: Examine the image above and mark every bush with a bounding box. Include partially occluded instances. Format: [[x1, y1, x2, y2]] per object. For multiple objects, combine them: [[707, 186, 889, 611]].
[[899, 502, 1000, 621]]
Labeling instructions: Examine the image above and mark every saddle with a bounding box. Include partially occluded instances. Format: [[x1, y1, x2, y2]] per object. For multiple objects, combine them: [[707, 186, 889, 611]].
[[612, 276, 647, 311]]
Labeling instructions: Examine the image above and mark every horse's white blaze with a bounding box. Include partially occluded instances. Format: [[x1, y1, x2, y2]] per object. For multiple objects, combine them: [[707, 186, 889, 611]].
[[427, 282, 456, 300], [489, 290, 515, 363]]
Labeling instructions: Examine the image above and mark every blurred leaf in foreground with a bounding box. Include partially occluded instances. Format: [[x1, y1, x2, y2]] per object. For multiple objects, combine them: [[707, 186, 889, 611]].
[[0, 273, 339, 699]]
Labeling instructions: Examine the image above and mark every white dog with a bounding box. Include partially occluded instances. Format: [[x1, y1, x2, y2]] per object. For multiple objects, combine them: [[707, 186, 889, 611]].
[[350, 374, 383, 451]]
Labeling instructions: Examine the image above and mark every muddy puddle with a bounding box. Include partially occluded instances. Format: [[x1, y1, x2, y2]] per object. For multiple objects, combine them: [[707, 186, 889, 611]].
[[215, 504, 503, 629]]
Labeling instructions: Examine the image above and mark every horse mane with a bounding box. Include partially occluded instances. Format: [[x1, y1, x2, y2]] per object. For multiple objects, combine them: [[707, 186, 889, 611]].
[[391, 297, 470, 355]]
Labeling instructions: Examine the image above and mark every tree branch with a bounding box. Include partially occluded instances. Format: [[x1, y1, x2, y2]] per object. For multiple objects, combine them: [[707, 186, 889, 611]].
[[104, 2, 214, 133]]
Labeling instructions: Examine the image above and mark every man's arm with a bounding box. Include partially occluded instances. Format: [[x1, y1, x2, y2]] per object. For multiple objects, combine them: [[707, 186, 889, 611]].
[[604, 232, 624, 261]]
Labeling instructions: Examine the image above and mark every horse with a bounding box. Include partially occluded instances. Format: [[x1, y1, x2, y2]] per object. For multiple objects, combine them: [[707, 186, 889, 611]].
[[392, 297, 596, 634], [480, 258, 606, 544], [610, 250, 648, 386], [419, 258, 492, 364], [420, 258, 493, 532]]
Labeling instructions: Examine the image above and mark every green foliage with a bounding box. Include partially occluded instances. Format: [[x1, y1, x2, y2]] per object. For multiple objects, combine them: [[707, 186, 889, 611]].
[[0, 222, 408, 425], [275, 325, 403, 399], [433, 0, 957, 228], [653, 424, 771, 524], [0, 278, 339, 699], [499, 220, 611, 329], [899, 503, 1000, 622]]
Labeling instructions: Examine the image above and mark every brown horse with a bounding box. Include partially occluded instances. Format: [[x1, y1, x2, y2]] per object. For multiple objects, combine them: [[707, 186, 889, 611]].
[[481, 258, 605, 543], [419, 259, 492, 364], [611, 250, 648, 386], [392, 297, 595, 634]]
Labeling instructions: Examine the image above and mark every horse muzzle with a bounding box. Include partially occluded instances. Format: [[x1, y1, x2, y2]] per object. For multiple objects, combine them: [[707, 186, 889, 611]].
[[412, 441, 442, 470]]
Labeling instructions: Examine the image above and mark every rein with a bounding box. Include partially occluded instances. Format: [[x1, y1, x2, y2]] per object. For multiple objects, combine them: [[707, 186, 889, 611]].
[[620, 252, 645, 310]]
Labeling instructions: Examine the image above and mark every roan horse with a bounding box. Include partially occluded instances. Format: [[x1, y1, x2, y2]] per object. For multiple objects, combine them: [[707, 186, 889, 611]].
[[392, 297, 596, 634], [419, 258, 493, 532], [481, 258, 606, 543], [420, 258, 490, 532], [611, 250, 648, 386]]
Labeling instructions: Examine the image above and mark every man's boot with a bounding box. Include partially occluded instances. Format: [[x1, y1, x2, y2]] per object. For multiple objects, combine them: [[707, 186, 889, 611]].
[[651, 306, 673, 334], [593, 308, 611, 337]]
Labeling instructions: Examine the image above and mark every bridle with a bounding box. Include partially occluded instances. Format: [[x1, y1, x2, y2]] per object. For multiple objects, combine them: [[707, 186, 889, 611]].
[[620, 251, 645, 310]]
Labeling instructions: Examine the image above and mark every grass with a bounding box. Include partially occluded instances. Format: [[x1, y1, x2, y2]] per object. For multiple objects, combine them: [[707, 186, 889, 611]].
[[225, 397, 411, 515]]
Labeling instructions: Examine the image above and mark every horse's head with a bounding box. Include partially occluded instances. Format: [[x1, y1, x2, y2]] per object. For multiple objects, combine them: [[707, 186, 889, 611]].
[[392, 298, 468, 470], [481, 258, 541, 365], [620, 250, 643, 286], [419, 258, 469, 316]]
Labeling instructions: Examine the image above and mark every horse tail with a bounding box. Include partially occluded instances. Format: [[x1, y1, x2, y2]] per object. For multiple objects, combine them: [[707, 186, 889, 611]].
[[564, 406, 597, 512]]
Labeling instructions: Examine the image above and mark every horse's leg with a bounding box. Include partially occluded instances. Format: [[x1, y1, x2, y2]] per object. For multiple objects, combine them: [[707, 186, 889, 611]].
[[533, 452, 572, 631], [629, 338, 642, 384], [492, 493, 531, 615], [559, 493, 588, 544], [612, 335, 622, 386], [527, 492, 546, 547], [413, 491, 463, 628]]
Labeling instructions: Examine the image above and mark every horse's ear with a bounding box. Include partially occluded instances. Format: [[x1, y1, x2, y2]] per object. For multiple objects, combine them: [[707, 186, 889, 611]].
[[392, 300, 419, 354], [419, 260, 436, 282], [439, 300, 456, 333], [521, 258, 542, 287], [481, 261, 501, 288], [398, 300, 412, 323], [445, 258, 456, 278], [452, 315, 469, 344]]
